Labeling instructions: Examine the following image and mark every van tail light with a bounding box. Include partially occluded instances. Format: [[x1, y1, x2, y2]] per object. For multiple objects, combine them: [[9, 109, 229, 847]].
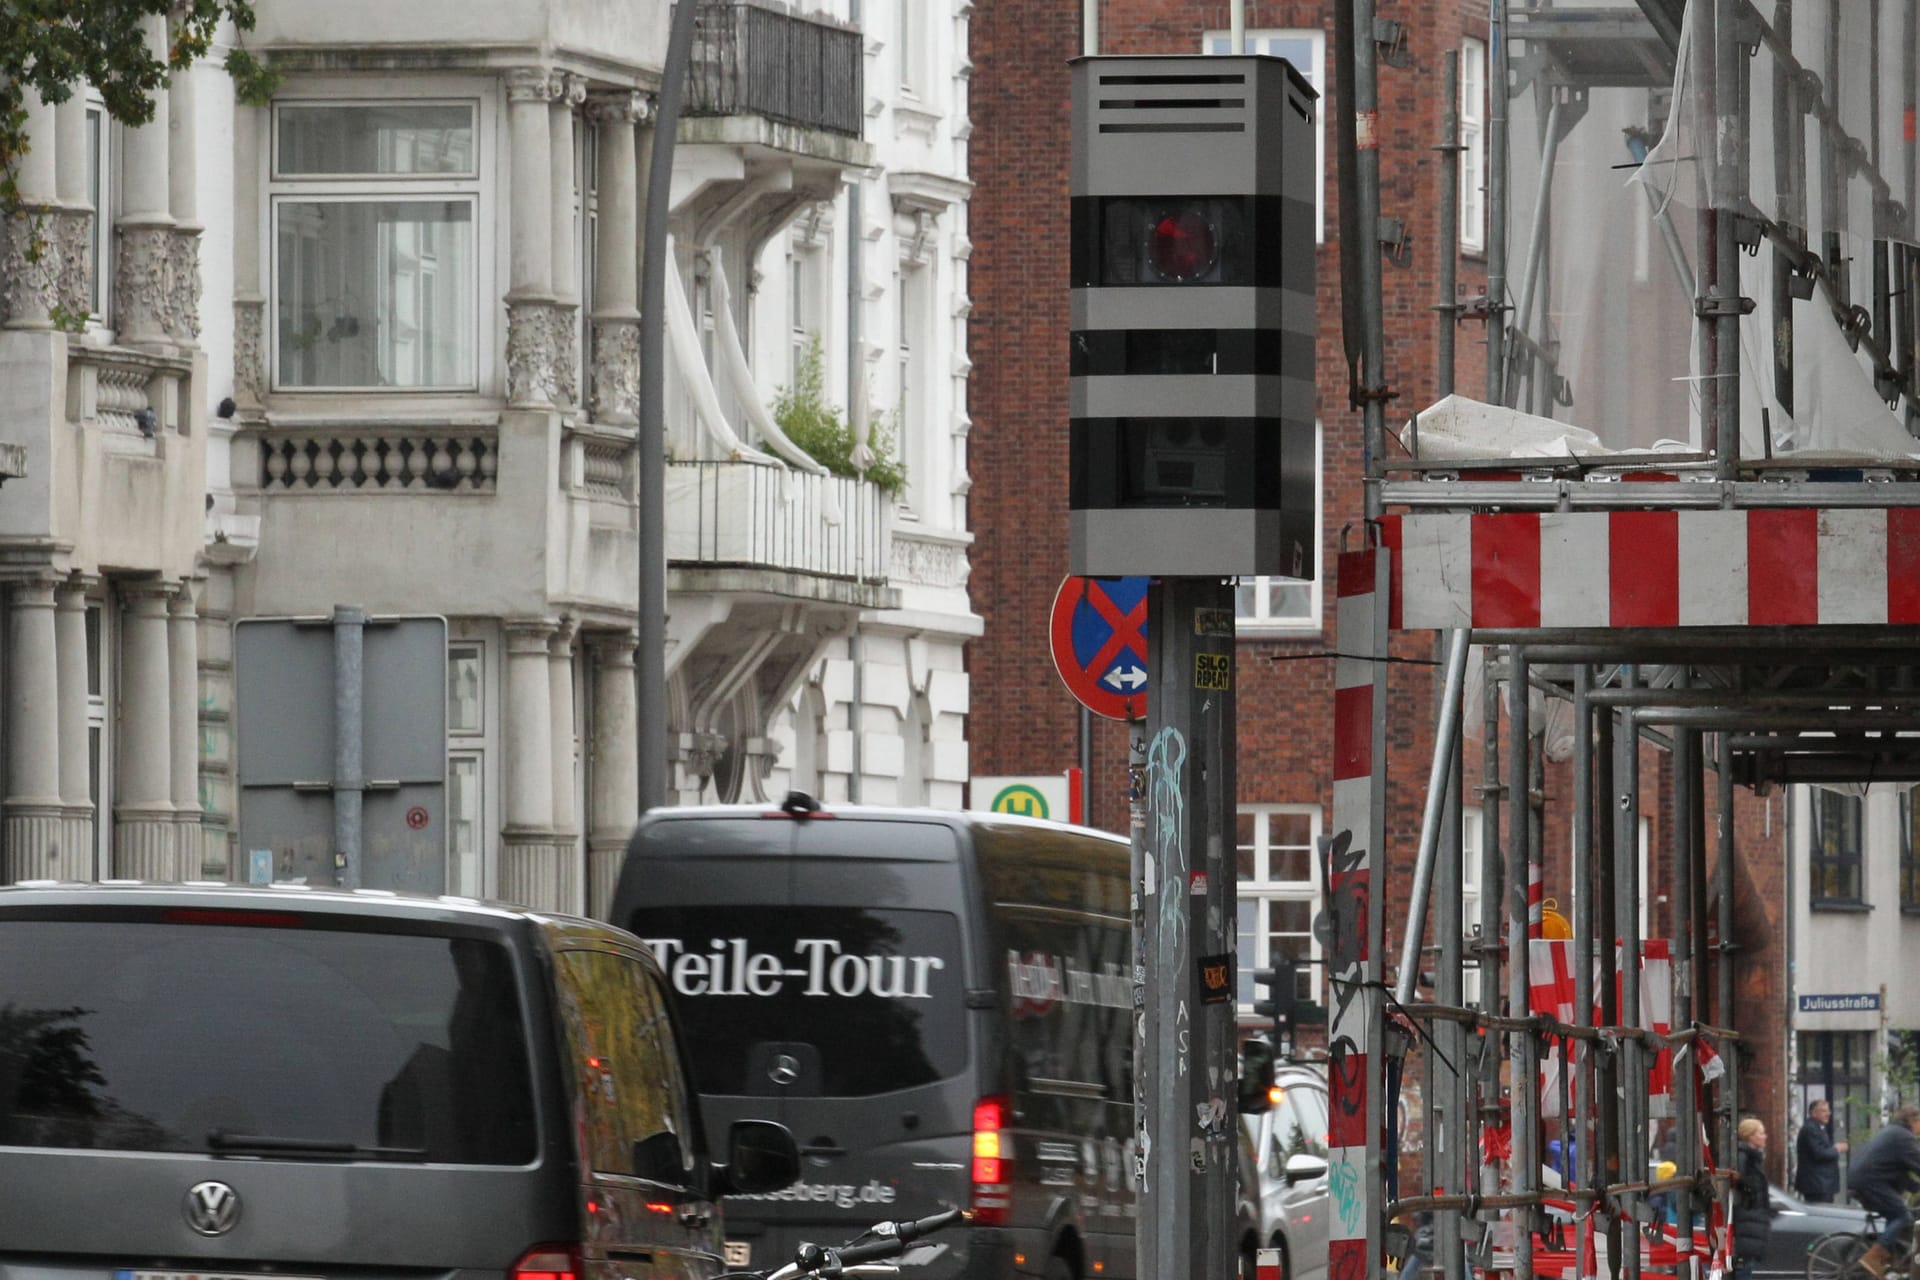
[[512, 1245, 582, 1280], [971, 1095, 1012, 1225]]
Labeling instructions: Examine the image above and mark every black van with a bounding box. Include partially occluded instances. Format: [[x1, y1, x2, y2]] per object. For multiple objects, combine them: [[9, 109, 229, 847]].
[[0, 882, 798, 1280], [609, 798, 1135, 1280]]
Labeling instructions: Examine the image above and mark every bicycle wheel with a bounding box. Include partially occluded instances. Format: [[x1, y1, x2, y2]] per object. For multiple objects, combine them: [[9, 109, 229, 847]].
[[1807, 1232, 1870, 1280]]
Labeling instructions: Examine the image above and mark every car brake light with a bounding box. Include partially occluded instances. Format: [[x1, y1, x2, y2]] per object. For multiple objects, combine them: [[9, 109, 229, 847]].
[[512, 1245, 582, 1280], [972, 1095, 1012, 1225]]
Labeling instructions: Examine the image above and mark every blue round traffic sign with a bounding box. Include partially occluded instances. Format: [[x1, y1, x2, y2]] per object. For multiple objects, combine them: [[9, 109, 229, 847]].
[[1048, 576, 1150, 720]]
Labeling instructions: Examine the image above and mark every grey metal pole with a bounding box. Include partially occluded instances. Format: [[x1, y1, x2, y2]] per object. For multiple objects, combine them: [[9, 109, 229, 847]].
[[1397, 628, 1472, 1005], [1138, 577, 1237, 1280], [1507, 648, 1537, 1280], [1672, 713, 1699, 1272], [637, 0, 702, 812], [1717, 739, 1738, 1161], [1485, 0, 1510, 402], [1354, 0, 1386, 519], [1438, 51, 1460, 399], [1594, 679, 1622, 1280], [1437, 716, 1468, 1280], [1616, 670, 1645, 1280], [1571, 667, 1596, 1269], [1479, 645, 1506, 1187], [332, 605, 366, 890], [1504, 101, 1563, 408], [845, 0, 864, 802]]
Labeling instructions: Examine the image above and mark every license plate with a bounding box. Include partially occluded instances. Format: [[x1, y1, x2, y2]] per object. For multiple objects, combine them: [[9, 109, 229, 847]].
[[119, 1272, 325, 1280], [724, 1242, 751, 1267]]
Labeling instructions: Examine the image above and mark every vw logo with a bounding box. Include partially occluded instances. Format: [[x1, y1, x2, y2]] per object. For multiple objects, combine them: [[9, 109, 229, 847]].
[[184, 1180, 240, 1236], [769, 1053, 801, 1087]]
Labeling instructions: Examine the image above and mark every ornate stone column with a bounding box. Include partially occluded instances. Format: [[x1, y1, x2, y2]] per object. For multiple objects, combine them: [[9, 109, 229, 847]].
[[169, 585, 202, 875], [164, 57, 202, 346], [117, 14, 176, 347], [3, 89, 61, 328], [4, 582, 66, 881], [232, 101, 267, 408], [498, 619, 558, 908], [549, 75, 586, 409], [54, 581, 95, 874], [114, 582, 176, 878], [587, 631, 639, 916], [548, 622, 580, 911], [505, 69, 563, 408], [52, 92, 91, 320], [588, 92, 647, 425]]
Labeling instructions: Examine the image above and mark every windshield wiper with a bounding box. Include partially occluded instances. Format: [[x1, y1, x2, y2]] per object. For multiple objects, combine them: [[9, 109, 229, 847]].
[[206, 1129, 427, 1161]]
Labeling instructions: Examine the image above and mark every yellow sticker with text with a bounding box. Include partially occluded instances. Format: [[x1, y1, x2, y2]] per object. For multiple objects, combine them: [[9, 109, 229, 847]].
[[1194, 653, 1231, 690]]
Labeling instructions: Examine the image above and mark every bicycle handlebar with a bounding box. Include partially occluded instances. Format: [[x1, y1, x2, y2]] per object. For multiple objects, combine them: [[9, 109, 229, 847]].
[[833, 1208, 966, 1266]]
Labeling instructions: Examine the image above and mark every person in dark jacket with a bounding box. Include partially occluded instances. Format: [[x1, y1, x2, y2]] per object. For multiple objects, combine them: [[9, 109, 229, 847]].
[[1795, 1099, 1847, 1203], [1733, 1117, 1772, 1280], [1845, 1104, 1920, 1278]]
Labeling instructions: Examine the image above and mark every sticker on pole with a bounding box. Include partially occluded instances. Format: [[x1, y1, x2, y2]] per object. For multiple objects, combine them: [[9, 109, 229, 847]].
[[1049, 576, 1149, 721]]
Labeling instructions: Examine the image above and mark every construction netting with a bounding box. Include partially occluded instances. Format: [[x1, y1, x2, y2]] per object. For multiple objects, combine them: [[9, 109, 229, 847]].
[[1459, 0, 1920, 460]]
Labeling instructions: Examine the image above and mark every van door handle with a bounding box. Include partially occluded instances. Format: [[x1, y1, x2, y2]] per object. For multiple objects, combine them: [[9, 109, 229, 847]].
[[679, 1207, 711, 1228], [801, 1142, 847, 1159]]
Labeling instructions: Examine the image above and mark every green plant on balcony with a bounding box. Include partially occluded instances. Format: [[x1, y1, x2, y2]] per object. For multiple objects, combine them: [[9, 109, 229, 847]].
[[772, 334, 907, 496]]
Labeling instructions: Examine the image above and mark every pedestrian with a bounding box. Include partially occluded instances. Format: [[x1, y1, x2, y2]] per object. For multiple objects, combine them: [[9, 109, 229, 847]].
[[1732, 1117, 1772, 1280], [1842, 1104, 1920, 1278], [1794, 1098, 1846, 1203]]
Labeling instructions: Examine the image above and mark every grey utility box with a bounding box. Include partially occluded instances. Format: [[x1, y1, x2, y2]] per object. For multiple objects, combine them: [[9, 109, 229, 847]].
[[1068, 54, 1318, 578]]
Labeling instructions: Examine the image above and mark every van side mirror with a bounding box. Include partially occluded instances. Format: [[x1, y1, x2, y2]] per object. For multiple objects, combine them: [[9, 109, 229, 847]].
[[1238, 1038, 1276, 1114], [714, 1119, 800, 1196]]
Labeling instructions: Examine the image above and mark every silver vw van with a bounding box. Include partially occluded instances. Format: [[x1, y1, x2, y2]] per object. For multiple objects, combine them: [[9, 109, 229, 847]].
[[0, 882, 798, 1280]]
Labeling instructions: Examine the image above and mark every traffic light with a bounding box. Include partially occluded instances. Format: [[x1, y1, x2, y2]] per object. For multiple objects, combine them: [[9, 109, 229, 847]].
[[1252, 954, 1298, 1052], [1068, 55, 1318, 578]]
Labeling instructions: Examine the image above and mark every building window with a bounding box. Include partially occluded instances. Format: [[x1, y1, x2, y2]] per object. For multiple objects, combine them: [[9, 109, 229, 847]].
[[86, 600, 112, 878], [1810, 788, 1864, 906], [1902, 786, 1920, 913], [270, 100, 481, 392], [84, 101, 111, 322], [1460, 37, 1487, 253], [1202, 29, 1325, 242], [788, 248, 812, 385], [897, 270, 928, 516], [897, 0, 920, 97], [1233, 422, 1324, 632], [1236, 804, 1323, 1015], [446, 639, 489, 897], [1799, 1031, 1876, 1149]]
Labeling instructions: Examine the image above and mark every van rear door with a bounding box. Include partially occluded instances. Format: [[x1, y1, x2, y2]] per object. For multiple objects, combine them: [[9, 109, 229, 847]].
[[615, 815, 975, 1278]]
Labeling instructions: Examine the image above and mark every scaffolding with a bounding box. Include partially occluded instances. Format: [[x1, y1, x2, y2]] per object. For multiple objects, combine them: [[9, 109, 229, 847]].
[[1334, 4, 1920, 1280]]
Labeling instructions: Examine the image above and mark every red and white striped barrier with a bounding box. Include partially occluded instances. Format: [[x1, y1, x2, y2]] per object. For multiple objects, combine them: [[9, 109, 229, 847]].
[[1382, 508, 1920, 629]]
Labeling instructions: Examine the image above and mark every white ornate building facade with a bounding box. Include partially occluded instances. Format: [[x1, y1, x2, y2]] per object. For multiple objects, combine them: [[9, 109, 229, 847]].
[[0, 0, 976, 911]]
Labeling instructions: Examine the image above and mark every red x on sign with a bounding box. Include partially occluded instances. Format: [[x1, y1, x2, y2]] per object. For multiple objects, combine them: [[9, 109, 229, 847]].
[[1048, 576, 1150, 720]]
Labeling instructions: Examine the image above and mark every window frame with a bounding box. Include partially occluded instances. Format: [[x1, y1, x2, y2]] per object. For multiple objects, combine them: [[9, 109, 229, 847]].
[[1201, 29, 1326, 243], [1233, 421, 1325, 634], [1809, 787, 1866, 908], [1236, 803, 1324, 1017], [1901, 786, 1920, 914], [266, 91, 491, 397], [84, 95, 114, 328], [1460, 37, 1488, 254]]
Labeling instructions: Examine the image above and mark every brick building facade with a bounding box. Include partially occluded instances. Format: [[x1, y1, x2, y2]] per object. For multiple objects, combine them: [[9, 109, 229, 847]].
[[968, 0, 1791, 1181]]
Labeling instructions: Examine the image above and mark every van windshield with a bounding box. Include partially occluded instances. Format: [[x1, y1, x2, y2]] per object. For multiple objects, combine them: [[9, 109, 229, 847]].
[[628, 905, 967, 1097], [0, 914, 538, 1164]]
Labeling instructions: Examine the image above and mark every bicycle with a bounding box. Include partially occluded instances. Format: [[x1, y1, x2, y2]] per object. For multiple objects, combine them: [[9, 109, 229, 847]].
[[1804, 1206, 1919, 1280], [717, 1207, 966, 1280]]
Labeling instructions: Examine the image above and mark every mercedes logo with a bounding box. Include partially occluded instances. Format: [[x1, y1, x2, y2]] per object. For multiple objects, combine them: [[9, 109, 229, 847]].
[[184, 1180, 240, 1236], [769, 1053, 801, 1087]]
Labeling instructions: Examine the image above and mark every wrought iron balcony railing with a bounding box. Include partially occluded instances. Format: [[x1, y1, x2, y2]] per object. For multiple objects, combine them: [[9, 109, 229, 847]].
[[681, 0, 864, 139]]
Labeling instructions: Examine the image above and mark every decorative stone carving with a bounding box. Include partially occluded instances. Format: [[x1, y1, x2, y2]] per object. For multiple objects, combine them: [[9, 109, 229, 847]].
[[892, 530, 972, 589], [506, 301, 570, 408], [555, 302, 579, 408], [586, 91, 655, 128], [551, 72, 589, 109], [505, 67, 559, 104], [115, 223, 180, 344], [1, 208, 62, 325], [168, 229, 202, 343], [50, 207, 92, 320], [233, 299, 266, 406], [590, 317, 641, 424]]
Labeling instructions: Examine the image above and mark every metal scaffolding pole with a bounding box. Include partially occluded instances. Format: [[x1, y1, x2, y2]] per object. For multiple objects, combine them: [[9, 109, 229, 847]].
[[1572, 668, 1597, 1274], [1507, 649, 1538, 1280], [1438, 714, 1469, 1280], [1615, 667, 1644, 1280], [1594, 682, 1623, 1280], [1716, 744, 1739, 1160], [1398, 629, 1473, 1005], [1671, 710, 1700, 1272], [1486, 0, 1511, 400], [1480, 646, 1507, 1210], [1437, 51, 1461, 400]]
